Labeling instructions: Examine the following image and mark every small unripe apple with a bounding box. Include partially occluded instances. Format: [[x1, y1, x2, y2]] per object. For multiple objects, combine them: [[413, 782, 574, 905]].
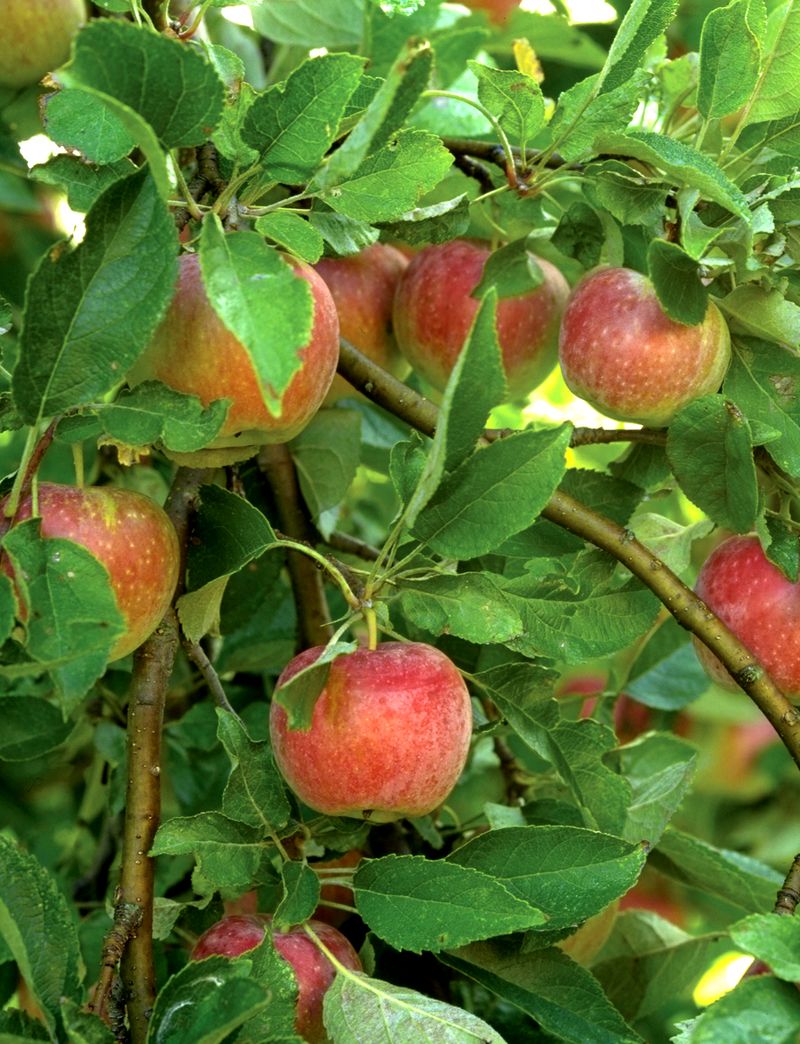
[[558, 267, 731, 426], [191, 913, 362, 1043], [270, 642, 473, 822], [128, 252, 340, 465], [392, 239, 569, 399], [0, 0, 86, 89], [0, 483, 179, 661], [694, 535, 800, 697], [314, 244, 409, 403]]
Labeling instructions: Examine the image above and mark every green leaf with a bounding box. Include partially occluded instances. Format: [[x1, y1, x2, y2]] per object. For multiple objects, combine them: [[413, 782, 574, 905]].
[[93, 382, 229, 455], [667, 396, 759, 532], [443, 942, 643, 1044], [551, 202, 605, 269], [0, 837, 81, 1036], [316, 128, 453, 223], [243, 54, 365, 181], [698, 0, 762, 119], [613, 733, 697, 847], [272, 642, 358, 730], [252, 0, 364, 48], [58, 19, 225, 148], [394, 572, 523, 644], [316, 39, 433, 190], [309, 210, 379, 256], [647, 240, 708, 325], [61, 1000, 116, 1044], [585, 159, 667, 226], [678, 975, 800, 1042], [651, 827, 782, 913], [624, 616, 711, 709], [599, 0, 679, 93], [199, 218, 312, 414], [217, 710, 290, 833], [150, 812, 263, 898], [630, 515, 715, 578], [43, 89, 137, 166], [730, 913, 800, 980], [471, 238, 545, 301], [289, 410, 362, 522], [187, 485, 277, 592], [323, 972, 505, 1043], [719, 285, 800, 343], [724, 340, 800, 474], [594, 131, 750, 218], [31, 155, 135, 212], [413, 426, 570, 559], [0, 696, 75, 761], [549, 73, 646, 164], [447, 826, 647, 931], [236, 937, 301, 1043], [147, 956, 270, 1044], [1, 522, 125, 710], [743, 0, 800, 126], [354, 855, 546, 952], [468, 61, 545, 151], [274, 862, 320, 930], [13, 169, 177, 424], [0, 573, 14, 648], [255, 212, 324, 264], [764, 514, 799, 582]]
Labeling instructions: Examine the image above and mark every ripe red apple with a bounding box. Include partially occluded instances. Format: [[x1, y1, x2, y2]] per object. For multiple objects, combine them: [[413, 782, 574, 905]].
[[556, 672, 689, 744], [311, 849, 362, 927], [0, 483, 179, 661], [191, 914, 362, 1043], [0, 0, 86, 89], [314, 244, 409, 403], [128, 252, 340, 465], [694, 535, 800, 697], [461, 0, 521, 24], [270, 642, 473, 822], [558, 267, 731, 426], [392, 239, 569, 399]]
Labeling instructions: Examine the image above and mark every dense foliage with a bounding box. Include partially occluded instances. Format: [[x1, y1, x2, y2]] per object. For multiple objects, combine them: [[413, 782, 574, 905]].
[[0, 0, 799, 1041]]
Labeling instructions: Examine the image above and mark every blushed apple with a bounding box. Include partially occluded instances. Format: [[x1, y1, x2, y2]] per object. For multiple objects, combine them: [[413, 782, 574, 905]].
[[694, 535, 800, 697], [461, 0, 521, 24], [270, 642, 473, 822], [314, 244, 409, 403], [0, 483, 179, 661], [556, 672, 689, 744], [191, 913, 362, 1043], [0, 0, 86, 89], [392, 239, 569, 399], [558, 267, 731, 426], [128, 252, 340, 465]]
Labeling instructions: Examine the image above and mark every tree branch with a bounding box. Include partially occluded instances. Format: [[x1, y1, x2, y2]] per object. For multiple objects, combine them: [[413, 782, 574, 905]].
[[335, 341, 800, 772], [325, 530, 381, 563], [258, 444, 334, 650], [774, 852, 800, 915]]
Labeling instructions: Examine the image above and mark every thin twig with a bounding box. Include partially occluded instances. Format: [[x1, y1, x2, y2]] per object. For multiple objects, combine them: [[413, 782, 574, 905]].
[[325, 531, 381, 563], [774, 852, 800, 915], [182, 637, 239, 716]]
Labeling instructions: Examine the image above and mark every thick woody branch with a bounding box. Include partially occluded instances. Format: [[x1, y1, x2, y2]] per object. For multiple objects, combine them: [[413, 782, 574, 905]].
[[258, 443, 334, 650], [335, 341, 800, 772]]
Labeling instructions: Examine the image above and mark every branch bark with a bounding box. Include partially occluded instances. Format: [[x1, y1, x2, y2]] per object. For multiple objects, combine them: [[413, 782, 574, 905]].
[[335, 340, 800, 772], [774, 852, 800, 915], [258, 443, 334, 650]]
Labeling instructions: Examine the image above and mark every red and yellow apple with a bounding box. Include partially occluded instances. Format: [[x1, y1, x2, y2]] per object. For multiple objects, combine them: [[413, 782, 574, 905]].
[[392, 239, 569, 399], [461, 0, 521, 24], [128, 252, 340, 465], [0, 483, 179, 660], [270, 642, 473, 822], [694, 535, 800, 697], [558, 267, 731, 426], [0, 0, 86, 89], [191, 914, 362, 1043], [314, 243, 409, 403]]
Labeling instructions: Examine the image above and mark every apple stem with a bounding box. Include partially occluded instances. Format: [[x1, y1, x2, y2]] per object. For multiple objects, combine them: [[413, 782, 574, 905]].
[[335, 340, 800, 775], [363, 605, 378, 651], [3, 420, 57, 522], [72, 442, 85, 489]]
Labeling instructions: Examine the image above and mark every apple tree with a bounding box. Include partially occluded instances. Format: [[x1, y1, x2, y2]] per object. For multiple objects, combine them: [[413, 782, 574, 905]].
[[0, 0, 799, 1041]]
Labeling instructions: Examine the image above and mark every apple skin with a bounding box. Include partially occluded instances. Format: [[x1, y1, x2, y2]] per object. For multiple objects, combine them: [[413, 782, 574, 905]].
[[0, 0, 86, 89], [0, 483, 179, 661], [558, 267, 731, 426], [461, 0, 521, 24], [270, 642, 473, 823], [191, 914, 362, 1043], [558, 901, 619, 966], [314, 244, 409, 403], [392, 239, 569, 399], [128, 252, 340, 465], [694, 535, 800, 697], [311, 849, 362, 927], [556, 673, 689, 744]]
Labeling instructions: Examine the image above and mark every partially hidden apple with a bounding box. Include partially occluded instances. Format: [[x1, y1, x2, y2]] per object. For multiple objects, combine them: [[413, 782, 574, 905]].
[[556, 672, 689, 744], [0, 483, 179, 661], [461, 0, 521, 24], [694, 535, 800, 697], [270, 642, 473, 822], [191, 913, 362, 1043], [0, 0, 86, 89], [392, 239, 569, 399], [314, 243, 409, 403], [128, 252, 340, 465], [558, 266, 731, 426], [558, 901, 619, 966]]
